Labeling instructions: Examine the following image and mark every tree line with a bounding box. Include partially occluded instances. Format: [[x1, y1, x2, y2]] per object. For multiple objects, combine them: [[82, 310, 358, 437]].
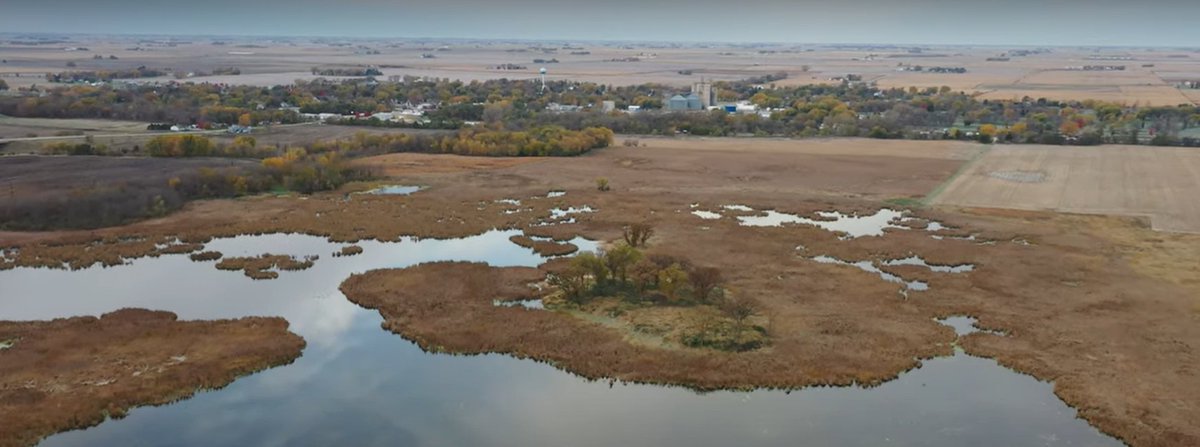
[[4, 75, 1200, 146], [21, 126, 611, 230], [44, 66, 167, 83], [1, 151, 368, 231], [305, 126, 614, 157]]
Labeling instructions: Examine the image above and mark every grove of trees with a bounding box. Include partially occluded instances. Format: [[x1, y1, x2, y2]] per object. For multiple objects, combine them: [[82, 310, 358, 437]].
[[549, 234, 766, 352], [4, 74, 1200, 146]]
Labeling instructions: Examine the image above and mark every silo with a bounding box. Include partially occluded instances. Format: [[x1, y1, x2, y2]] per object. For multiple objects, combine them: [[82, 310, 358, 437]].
[[668, 95, 689, 111]]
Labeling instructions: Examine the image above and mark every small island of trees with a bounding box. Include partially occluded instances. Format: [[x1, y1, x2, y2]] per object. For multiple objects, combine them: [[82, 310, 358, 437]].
[[545, 225, 766, 352]]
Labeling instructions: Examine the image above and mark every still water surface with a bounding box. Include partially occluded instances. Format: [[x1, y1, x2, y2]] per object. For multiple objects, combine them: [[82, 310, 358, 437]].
[[0, 230, 1120, 447]]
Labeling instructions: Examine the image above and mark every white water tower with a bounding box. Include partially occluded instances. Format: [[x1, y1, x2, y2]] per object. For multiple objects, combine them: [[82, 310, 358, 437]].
[[540, 67, 547, 93]]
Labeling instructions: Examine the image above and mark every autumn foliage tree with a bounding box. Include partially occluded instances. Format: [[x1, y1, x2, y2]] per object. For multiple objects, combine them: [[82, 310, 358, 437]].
[[146, 135, 215, 157], [656, 264, 689, 303]]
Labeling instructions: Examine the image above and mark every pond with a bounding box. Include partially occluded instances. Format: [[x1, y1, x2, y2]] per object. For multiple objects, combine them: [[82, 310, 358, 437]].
[[737, 208, 907, 238], [362, 185, 422, 195], [810, 255, 930, 293], [0, 230, 1121, 447]]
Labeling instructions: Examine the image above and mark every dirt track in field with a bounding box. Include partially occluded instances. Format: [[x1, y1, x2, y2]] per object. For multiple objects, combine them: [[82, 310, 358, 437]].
[[930, 145, 1200, 233]]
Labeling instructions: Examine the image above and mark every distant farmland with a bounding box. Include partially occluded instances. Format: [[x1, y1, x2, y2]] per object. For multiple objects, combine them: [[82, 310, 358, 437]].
[[931, 145, 1200, 233]]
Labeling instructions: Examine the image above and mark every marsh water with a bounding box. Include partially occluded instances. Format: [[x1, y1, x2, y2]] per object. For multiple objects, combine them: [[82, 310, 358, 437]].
[[364, 185, 422, 195], [0, 230, 1121, 447]]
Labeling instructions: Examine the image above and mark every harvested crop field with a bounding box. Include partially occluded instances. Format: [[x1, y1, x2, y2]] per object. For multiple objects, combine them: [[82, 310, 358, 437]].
[[0, 309, 304, 447], [0, 155, 255, 198], [348, 152, 537, 176], [930, 145, 1200, 233], [0, 116, 153, 141], [492, 137, 979, 201], [6, 37, 1199, 105]]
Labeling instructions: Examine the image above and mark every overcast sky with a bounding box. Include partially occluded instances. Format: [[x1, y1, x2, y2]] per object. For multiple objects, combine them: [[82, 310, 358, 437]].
[[2, 0, 1195, 47]]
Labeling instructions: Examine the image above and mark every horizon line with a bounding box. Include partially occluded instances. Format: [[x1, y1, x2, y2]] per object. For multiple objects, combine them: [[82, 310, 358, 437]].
[[2, 31, 1198, 51]]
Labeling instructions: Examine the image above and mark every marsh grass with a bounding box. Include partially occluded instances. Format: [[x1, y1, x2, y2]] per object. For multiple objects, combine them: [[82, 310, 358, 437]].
[[885, 197, 924, 208], [333, 245, 364, 257], [0, 309, 303, 447], [508, 235, 579, 257], [215, 254, 318, 279], [188, 251, 223, 262]]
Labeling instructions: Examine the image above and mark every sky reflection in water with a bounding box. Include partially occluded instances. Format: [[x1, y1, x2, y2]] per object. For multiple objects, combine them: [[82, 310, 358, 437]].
[[0, 230, 1119, 447]]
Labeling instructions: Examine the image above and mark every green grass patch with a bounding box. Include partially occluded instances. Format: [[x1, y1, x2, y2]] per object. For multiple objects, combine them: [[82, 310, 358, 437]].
[[922, 146, 990, 204], [885, 197, 925, 208]]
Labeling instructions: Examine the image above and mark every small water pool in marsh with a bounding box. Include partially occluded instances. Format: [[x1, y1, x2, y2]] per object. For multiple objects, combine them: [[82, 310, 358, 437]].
[[737, 208, 907, 238], [362, 185, 422, 195], [0, 230, 1120, 447], [493, 298, 546, 310], [811, 255, 931, 292]]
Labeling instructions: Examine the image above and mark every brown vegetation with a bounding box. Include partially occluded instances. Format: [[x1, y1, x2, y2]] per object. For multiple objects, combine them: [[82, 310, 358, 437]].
[[333, 245, 363, 257], [0, 156, 256, 231], [188, 250, 223, 262], [0, 309, 304, 447], [508, 235, 578, 257], [157, 242, 203, 254], [547, 245, 766, 351], [621, 222, 654, 248], [215, 254, 318, 280], [340, 262, 842, 390], [1, 140, 1197, 446]]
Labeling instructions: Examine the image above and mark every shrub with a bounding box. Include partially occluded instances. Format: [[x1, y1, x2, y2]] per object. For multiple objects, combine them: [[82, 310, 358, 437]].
[[720, 295, 760, 330], [550, 262, 590, 304], [682, 320, 767, 352], [146, 135, 215, 157], [657, 264, 689, 303], [189, 251, 223, 262], [334, 245, 364, 257], [622, 222, 653, 247], [689, 266, 722, 303], [602, 244, 642, 283]]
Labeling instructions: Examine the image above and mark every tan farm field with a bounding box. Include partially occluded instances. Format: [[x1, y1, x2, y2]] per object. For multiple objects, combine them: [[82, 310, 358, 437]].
[[6, 37, 1200, 105], [931, 145, 1200, 233]]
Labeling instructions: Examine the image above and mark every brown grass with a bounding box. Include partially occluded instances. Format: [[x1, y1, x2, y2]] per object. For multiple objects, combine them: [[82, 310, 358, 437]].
[[2, 139, 1198, 445], [0, 309, 305, 447], [333, 245, 363, 257], [509, 235, 579, 257], [157, 242, 203, 254], [214, 254, 317, 280], [341, 262, 944, 390], [188, 250, 223, 262], [349, 152, 538, 176]]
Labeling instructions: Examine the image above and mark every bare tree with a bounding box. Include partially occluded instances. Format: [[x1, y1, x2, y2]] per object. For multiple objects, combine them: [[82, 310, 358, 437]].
[[689, 266, 722, 303], [720, 295, 759, 332], [622, 222, 654, 248]]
